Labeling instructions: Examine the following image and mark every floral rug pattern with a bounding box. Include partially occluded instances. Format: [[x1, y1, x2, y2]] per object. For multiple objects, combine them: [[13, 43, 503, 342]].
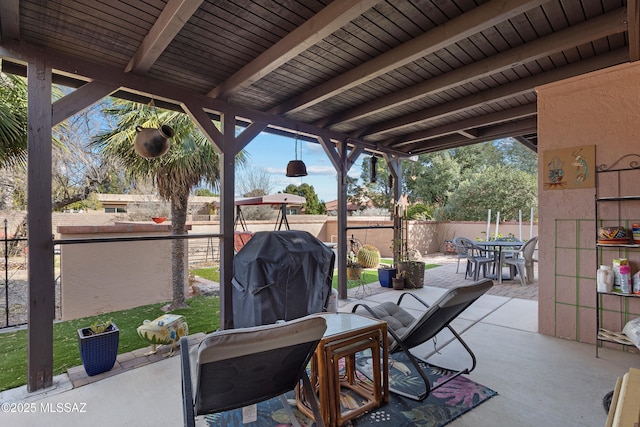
[[205, 351, 496, 427]]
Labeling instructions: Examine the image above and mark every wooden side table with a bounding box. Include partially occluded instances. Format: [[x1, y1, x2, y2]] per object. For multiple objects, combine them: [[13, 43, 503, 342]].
[[296, 313, 388, 427]]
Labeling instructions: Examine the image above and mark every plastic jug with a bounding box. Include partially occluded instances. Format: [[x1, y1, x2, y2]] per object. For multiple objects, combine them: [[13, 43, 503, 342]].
[[597, 265, 613, 293]]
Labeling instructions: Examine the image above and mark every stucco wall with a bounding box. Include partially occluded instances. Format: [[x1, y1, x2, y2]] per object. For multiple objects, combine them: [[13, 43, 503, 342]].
[[537, 61, 640, 344], [324, 218, 536, 258], [58, 223, 189, 320]]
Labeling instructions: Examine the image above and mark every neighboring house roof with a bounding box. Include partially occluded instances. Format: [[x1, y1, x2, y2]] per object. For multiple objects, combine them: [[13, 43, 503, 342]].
[[325, 200, 360, 212]]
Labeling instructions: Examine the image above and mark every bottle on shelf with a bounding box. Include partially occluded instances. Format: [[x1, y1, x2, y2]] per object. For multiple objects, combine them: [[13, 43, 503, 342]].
[[619, 264, 631, 294], [597, 265, 614, 293]]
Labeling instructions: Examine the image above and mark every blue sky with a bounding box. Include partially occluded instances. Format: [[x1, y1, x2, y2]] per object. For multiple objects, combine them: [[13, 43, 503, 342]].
[[239, 132, 363, 202]]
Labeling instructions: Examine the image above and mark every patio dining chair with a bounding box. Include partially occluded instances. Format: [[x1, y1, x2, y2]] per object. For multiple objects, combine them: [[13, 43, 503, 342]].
[[351, 279, 493, 401], [503, 236, 538, 285], [180, 315, 327, 427], [456, 237, 496, 281], [452, 236, 472, 273]]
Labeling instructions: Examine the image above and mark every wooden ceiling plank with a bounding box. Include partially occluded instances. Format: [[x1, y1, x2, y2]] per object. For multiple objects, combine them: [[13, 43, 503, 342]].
[[320, 7, 627, 127], [270, 0, 549, 115], [52, 81, 120, 125], [0, 0, 20, 41], [208, 0, 380, 100], [628, 0, 640, 61], [125, 0, 204, 74], [358, 48, 628, 139], [386, 103, 538, 147]]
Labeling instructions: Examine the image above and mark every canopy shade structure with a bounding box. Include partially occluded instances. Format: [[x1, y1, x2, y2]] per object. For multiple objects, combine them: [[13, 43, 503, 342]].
[[234, 194, 306, 206], [1, 0, 637, 155], [2, 0, 638, 393]]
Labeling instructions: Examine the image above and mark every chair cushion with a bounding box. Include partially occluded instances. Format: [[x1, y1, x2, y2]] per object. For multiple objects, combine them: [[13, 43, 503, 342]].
[[368, 302, 417, 350]]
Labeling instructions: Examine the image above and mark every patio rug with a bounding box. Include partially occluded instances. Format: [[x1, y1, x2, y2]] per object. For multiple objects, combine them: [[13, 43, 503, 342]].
[[205, 351, 497, 427]]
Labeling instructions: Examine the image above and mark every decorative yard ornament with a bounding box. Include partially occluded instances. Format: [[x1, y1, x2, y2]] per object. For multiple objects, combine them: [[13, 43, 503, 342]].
[[134, 125, 174, 159]]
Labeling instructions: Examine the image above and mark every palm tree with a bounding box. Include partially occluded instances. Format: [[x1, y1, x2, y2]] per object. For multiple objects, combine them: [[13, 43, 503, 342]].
[[93, 99, 240, 310], [0, 73, 28, 169]]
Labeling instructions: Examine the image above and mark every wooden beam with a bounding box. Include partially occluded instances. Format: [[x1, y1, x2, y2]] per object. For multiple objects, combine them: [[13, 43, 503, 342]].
[[357, 48, 628, 139], [52, 81, 119, 125], [26, 58, 54, 392], [628, 0, 640, 62], [209, 0, 379, 100], [0, 0, 19, 41], [270, 0, 548, 115], [316, 131, 343, 172], [235, 122, 268, 153], [219, 109, 236, 330], [514, 135, 538, 152], [180, 100, 224, 152], [457, 129, 478, 139], [0, 40, 362, 155], [319, 7, 627, 128], [125, 0, 203, 74], [386, 103, 537, 147], [336, 140, 348, 299], [407, 117, 538, 154]]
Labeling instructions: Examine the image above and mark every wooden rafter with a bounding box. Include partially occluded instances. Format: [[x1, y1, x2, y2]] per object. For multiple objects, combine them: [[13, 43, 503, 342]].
[[358, 48, 629, 140], [125, 0, 204, 74], [386, 103, 537, 148], [319, 7, 627, 128], [269, 0, 548, 115], [407, 117, 538, 155], [208, 0, 379, 100]]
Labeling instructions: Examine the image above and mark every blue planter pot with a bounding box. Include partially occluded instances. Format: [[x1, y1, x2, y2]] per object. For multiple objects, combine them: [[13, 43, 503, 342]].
[[78, 323, 119, 376], [378, 268, 397, 288]]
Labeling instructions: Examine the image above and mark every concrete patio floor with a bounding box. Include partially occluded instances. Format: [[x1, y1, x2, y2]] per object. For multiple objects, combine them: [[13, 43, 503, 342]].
[[1, 255, 638, 426]]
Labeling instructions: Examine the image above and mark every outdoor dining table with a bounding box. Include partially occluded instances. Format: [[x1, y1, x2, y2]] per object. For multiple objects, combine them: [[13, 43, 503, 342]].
[[475, 240, 523, 284]]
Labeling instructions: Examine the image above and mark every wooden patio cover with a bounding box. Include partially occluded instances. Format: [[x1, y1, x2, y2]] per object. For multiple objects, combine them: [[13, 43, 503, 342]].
[[0, 0, 638, 391]]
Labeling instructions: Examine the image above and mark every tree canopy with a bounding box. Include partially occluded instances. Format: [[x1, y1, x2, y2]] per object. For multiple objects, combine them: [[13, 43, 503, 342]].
[[283, 183, 325, 214]]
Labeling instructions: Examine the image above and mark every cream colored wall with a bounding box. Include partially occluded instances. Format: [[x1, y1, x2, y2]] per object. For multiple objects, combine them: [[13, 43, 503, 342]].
[[537, 61, 640, 342], [324, 218, 537, 258], [59, 224, 189, 320]]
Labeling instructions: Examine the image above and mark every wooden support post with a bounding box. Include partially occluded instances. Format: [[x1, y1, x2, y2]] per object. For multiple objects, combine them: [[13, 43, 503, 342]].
[[27, 59, 55, 392], [219, 110, 236, 330]]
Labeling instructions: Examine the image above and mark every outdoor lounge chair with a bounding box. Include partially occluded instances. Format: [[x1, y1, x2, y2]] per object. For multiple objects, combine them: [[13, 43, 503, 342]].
[[351, 279, 493, 401], [180, 315, 327, 427]]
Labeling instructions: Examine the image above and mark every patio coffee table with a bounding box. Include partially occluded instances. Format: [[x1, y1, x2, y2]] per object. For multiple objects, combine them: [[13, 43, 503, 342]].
[[296, 312, 388, 427]]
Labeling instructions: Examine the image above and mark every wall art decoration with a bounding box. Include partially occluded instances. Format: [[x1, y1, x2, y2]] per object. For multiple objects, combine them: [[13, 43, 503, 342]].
[[543, 145, 595, 190]]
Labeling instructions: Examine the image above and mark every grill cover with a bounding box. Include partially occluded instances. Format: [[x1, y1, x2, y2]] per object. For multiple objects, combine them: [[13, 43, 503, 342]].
[[232, 230, 335, 328]]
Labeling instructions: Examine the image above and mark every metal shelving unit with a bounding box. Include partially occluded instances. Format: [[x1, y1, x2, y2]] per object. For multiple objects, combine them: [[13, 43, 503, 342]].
[[595, 154, 640, 357]]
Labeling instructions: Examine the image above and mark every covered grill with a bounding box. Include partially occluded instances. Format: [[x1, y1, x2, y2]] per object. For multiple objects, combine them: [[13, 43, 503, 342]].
[[232, 230, 335, 328]]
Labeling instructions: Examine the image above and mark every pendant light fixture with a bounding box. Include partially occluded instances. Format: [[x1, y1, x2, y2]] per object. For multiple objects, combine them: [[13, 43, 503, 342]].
[[286, 131, 308, 177], [369, 156, 378, 183]]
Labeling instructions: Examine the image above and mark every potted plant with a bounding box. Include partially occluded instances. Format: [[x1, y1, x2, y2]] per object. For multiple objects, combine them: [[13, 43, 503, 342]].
[[78, 320, 119, 376], [392, 271, 405, 290], [377, 264, 397, 288], [396, 247, 425, 289]]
